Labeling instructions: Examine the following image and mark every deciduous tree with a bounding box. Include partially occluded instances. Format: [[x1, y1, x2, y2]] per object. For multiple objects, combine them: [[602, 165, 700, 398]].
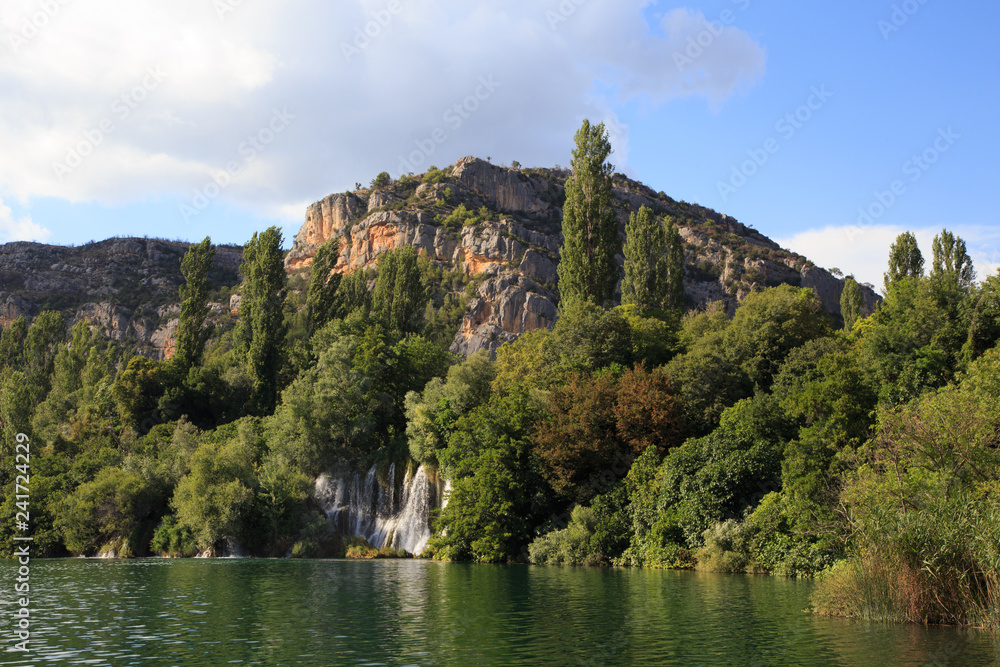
[[174, 237, 215, 370], [557, 119, 619, 307], [840, 276, 865, 332], [884, 231, 924, 293], [305, 237, 342, 335], [234, 226, 287, 413]]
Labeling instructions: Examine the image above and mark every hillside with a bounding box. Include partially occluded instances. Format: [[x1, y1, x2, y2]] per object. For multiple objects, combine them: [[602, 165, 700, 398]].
[[285, 156, 879, 356], [0, 237, 242, 358], [0, 157, 878, 358]]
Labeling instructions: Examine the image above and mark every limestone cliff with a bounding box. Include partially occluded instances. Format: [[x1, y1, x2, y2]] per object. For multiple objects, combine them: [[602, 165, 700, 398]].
[[287, 157, 879, 356], [0, 238, 241, 359], [0, 159, 880, 360]]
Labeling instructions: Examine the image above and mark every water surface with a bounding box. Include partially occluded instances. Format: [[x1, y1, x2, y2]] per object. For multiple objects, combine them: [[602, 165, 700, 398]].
[[1, 559, 997, 665]]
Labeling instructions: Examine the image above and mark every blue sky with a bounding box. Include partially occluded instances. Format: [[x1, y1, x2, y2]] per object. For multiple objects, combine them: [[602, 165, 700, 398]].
[[1, 0, 996, 288]]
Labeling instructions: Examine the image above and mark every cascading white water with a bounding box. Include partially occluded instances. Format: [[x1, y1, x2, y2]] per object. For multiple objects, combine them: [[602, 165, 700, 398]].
[[314, 464, 443, 555], [388, 467, 433, 554]]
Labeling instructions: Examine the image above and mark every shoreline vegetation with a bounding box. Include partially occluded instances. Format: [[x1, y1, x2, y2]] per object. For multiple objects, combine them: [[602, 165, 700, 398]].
[[2, 124, 999, 630]]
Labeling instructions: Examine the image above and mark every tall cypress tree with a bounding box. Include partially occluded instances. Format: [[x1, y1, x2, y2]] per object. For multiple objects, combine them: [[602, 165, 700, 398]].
[[372, 245, 424, 335], [884, 231, 924, 293], [622, 205, 664, 313], [664, 217, 685, 312], [174, 237, 215, 370], [930, 228, 975, 294], [840, 275, 865, 331], [235, 226, 287, 414], [305, 237, 342, 335], [622, 206, 685, 315], [557, 119, 619, 307]]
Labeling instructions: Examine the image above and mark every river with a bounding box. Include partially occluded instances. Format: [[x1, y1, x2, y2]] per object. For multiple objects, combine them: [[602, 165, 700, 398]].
[[1, 559, 997, 665]]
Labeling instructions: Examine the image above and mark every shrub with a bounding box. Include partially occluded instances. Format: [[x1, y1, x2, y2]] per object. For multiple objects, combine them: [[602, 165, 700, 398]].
[[344, 536, 379, 559], [151, 515, 198, 557], [529, 505, 603, 566], [694, 520, 759, 573], [423, 166, 449, 184]]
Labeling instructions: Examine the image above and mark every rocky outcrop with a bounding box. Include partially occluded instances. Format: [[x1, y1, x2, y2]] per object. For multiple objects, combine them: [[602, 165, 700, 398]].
[[0, 293, 32, 327], [284, 156, 880, 356], [284, 193, 367, 271], [801, 267, 880, 317], [0, 158, 884, 363], [450, 273, 558, 357], [451, 157, 557, 217], [0, 238, 241, 309], [0, 238, 241, 358]]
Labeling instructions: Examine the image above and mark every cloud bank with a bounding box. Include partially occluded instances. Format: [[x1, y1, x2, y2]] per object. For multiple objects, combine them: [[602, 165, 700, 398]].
[[0, 197, 50, 243], [0, 0, 766, 221], [779, 224, 1000, 292]]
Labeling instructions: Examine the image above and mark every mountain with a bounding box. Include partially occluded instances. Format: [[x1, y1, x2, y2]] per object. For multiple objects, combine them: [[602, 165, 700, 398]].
[[0, 157, 878, 357], [285, 157, 879, 357], [0, 237, 242, 358]]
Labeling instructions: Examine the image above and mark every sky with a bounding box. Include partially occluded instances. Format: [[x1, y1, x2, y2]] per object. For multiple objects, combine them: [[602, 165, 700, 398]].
[[0, 0, 997, 290]]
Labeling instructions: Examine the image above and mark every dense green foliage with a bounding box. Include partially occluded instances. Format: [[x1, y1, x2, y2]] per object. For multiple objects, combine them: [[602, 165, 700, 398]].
[[621, 206, 684, 315], [235, 227, 288, 414], [839, 275, 864, 332], [371, 246, 425, 335], [884, 230, 924, 292], [557, 119, 619, 307], [305, 238, 342, 335], [174, 237, 215, 371], [0, 160, 994, 631]]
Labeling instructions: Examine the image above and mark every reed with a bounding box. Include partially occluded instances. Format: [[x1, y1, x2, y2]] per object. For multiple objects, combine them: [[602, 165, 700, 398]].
[[812, 496, 1000, 628]]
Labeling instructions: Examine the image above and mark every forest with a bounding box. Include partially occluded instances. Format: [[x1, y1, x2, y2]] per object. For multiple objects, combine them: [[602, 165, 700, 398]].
[[2, 122, 999, 629]]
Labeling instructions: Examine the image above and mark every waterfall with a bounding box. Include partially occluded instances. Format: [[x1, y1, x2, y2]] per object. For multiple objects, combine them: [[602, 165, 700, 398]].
[[314, 464, 445, 556]]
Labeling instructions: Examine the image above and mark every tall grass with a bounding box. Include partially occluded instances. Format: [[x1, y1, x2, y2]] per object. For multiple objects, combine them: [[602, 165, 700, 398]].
[[812, 493, 1000, 628]]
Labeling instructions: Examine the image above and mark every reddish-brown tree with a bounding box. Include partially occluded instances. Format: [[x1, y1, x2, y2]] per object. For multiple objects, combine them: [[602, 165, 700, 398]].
[[534, 365, 685, 503]]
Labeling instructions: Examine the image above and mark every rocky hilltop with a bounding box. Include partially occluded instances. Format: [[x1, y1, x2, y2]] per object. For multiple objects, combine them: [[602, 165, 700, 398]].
[[0, 238, 242, 358], [286, 157, 879, 356], [0, 158, 879, 359]]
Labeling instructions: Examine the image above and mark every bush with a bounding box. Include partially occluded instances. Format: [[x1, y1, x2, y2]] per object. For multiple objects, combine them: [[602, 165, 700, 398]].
[[529, 505, 603, 566], [422, 166, 448, 184], [434, 203, 491, 230], [812, 490, 1000, 627], [151, 515, 198, 557], [695, 520, 759, 573], [344, 536, 379, 559]]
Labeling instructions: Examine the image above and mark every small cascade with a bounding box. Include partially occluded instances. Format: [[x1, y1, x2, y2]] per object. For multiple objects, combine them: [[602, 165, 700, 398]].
[[314, 463, 446, 555]]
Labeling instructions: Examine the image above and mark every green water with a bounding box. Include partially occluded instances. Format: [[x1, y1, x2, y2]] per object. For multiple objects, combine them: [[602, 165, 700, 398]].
[[1, 559, 997, 666]]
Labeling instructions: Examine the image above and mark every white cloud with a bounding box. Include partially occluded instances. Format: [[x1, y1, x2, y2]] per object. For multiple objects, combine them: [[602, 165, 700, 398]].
[[0, 0, 766, 222], [0, 198, 51, 243], [778, 224, 1000, 292]]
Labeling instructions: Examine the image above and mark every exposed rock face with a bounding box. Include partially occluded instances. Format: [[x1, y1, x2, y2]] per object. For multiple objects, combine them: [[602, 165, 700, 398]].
[[284, 193, 366, 271], [451, 156, 556, 217], [1, 158, 881, 361], [285, 157, 879, 356], [0, 293, 32, 327], [450, 274, 558, 357], [0, 238, 241, 358]]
